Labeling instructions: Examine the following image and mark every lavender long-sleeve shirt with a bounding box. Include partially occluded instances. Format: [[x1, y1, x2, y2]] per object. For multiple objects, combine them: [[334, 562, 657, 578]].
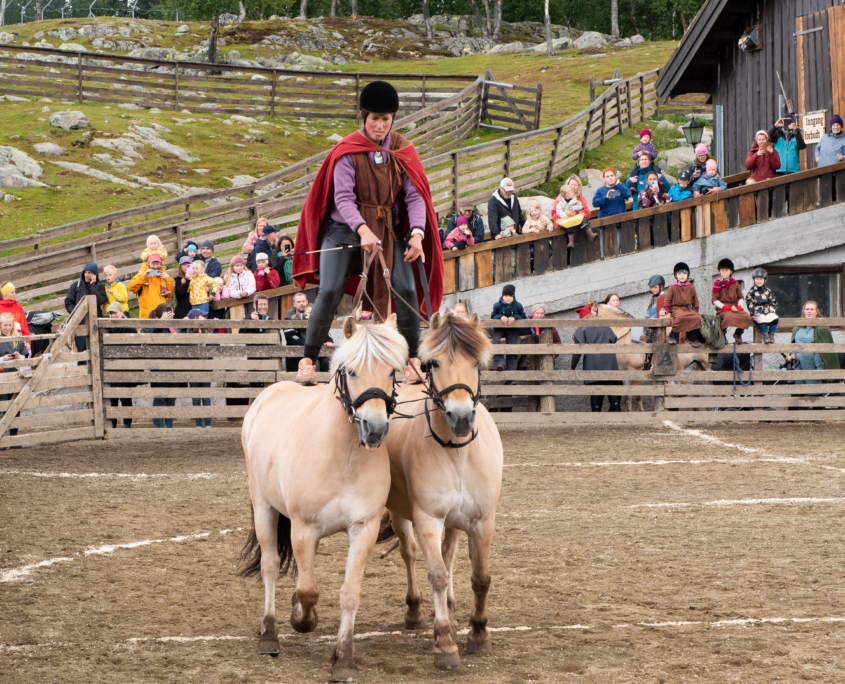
[[329, 129, 426, 233]]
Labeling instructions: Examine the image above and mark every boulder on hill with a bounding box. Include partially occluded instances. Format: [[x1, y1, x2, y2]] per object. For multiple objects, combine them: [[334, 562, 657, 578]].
[[49, 110, 90, 131], [573, 32, 607, 49], [631, 34, 646, 44], [531, 37, 573, 52], [33, 142, 66, 156]]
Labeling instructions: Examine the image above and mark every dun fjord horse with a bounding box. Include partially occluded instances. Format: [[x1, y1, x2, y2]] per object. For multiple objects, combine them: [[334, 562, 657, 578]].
[[590, 302, 711, 410], [239, 315, 408, 682], [384, 312, 503, 670]]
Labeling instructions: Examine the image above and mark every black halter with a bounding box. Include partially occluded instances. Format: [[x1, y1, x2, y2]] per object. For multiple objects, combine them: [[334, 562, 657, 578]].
[[423, 364, 482, 449], [334, 367, 398, 424]]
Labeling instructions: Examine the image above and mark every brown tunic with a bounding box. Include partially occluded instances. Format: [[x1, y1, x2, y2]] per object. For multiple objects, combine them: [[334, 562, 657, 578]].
[[712, 280, 753, 330], [664, 282, 701, 334], [350, 132, 411, 321]]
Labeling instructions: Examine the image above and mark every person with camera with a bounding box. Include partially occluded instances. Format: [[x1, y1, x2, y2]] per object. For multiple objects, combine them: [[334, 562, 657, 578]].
[[592, 168, 632, 218], [768, 116, 806, 175], [273, 236, 295, 287], [64, 261, 108, 353], [745, 130, 781, 184], [128, 253, 175, 320]]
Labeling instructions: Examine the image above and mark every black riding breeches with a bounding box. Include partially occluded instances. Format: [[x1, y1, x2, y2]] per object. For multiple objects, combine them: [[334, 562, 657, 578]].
[[304, 220, 420, 361]]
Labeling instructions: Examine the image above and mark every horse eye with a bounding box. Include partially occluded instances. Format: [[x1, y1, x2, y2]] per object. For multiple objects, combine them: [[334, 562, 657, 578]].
[[347, 369, 356, 378], [429, 360, 439, 370]]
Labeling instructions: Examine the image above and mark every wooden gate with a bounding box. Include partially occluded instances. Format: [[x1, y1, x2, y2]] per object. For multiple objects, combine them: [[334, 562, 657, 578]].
[[480, 70, 542, 132], [0, 298, 98, 449]]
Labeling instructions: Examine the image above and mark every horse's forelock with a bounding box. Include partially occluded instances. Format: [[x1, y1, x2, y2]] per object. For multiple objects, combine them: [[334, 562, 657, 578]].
[[330, 322, 409, 375], [421, 313, 492, 368]]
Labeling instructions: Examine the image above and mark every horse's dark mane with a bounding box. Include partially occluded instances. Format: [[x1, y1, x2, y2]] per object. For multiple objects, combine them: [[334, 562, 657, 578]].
[[421, 313, 492, 367]]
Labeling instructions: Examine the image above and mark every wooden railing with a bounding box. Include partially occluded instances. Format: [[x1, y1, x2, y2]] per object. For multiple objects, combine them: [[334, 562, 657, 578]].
[[6, 299, 845, 449], [441, 161, 845, 296], [480, 69, 542, 132], [0, 67, 658, 312], [0, 44, 479, 119]]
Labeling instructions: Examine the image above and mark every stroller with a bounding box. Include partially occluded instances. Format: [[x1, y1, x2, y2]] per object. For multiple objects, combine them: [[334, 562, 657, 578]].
[[25, 311, 64, 357]]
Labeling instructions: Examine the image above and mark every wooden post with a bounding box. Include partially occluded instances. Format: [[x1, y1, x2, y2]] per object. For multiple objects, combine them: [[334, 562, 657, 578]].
[[578, 110, 591, 163], [354, 74, 361, 122], [88, 295, 105, 438], [77, 52, 83, 104], [270, 70, 277, 118], [546, 125, 564, 183], [533, 83, 542, 131], [107, 221, 113, 232], [505, 139, 512, 177], [626, 79, 632, 130], [753, 325, 763, 384], [615, 82, 622, 132], [421, 75, 426, 109], [174, 63, 179, 111], [589, 76, 595, 103], [600, 96, 607, 145], [452, 152, 460, 213], [639, 75, 645, 122], [538, 327, 555, 413], [90, 242, 97, 263], [652, 323, 667, 412], [176, 223, 184, 250]]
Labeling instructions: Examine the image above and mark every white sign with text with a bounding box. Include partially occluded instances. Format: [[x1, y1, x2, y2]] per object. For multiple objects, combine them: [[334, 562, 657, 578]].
[[802, 112, 826, 144]]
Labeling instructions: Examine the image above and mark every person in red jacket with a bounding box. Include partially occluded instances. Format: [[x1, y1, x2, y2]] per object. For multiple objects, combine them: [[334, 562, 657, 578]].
[[0, 282, 30, 337], [253, 253, 280, 291], [745, 130, 781, 184]]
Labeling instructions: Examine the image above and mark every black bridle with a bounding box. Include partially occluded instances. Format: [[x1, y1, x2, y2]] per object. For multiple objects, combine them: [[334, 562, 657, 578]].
[[421, 363, 482, 449], [334, 367, 398, 424]]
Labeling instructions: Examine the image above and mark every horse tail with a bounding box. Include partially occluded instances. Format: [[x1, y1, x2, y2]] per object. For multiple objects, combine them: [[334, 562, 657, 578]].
[[376, 510, 396, 544], [237, 503, 298, 579]]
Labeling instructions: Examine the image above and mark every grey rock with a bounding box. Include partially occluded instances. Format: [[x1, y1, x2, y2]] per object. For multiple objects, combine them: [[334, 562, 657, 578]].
[[661, 145, 697, 168], [51, 161, 140, 187], [59, 43, 88, 53], [248, 129, 265, 136], [176, 24, 190, 34], [531, 37, 573, 52], [92, 152, 135, 169], [228, 174, 257, 186], [327, 133, 343, 142], [573, 31, 607, 49], [47, 27, 77, 41], [5, 95, 29, 102], [49, 110, 90, 130], [487, 41, 531, 54], [33, 142, 65, 156], [251, 74, 269, 81], [118, 103, 144, 110], [128, 47, 178, 60], [90, 137, 145, 159], [657, 159, 668, 170], [657, 119, 676, 130], [231, 115, 258, 124], [0, 146, 43, 178], [0, 167, 48, 188], [218, 13, 239, 26], [613, 37, 632, 48], [443, 36, 492, 56], [631, 34, 646, 44], [77, 24, 116, 38], [0, 32, 16, 45], [284, 51, 330, 66]]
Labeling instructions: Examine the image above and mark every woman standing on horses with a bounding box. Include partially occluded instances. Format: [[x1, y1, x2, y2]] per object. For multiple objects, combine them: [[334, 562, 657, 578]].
[[293, 80, 443, 386]]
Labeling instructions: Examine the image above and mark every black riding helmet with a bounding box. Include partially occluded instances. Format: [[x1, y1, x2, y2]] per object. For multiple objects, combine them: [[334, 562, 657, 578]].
[[674, 262, 690, 276], [752, 267, 767, 280], [360, 80, 400, 114]]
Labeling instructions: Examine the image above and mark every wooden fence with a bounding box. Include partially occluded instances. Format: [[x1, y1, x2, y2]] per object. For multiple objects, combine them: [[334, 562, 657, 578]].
[[0, 44, 481, 119], [0, 67, 658, 314], [6, 300, 845, 449], [480, 69, 542, 132], [440, 161, 845, 296]]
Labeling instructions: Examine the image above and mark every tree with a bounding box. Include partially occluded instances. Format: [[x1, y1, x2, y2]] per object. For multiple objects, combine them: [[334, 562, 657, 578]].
[[330, 0, 336, 16], [610, 0, 619, 39], [207, 14, 219, 63], [481, 0, 492, 34], [421, 0, 433, 39], [350, 0, 358, 18], [0, 0, 6, 26], [238, 0, 246, 20], [469, 0, 488, 39], [299, 0, 307, 18], [543, 0, 556, 55], [491, 0, 503, 42]]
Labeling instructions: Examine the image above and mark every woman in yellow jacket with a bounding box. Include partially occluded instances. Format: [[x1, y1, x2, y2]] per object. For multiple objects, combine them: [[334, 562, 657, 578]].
[[103, 265, 130, 314], [128, 254, 175, 319]]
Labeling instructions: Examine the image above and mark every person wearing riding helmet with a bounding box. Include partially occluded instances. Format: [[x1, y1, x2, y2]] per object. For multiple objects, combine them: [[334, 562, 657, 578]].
[[645, 275, 665, 319], [712, 258, 752, 344], [664, 262, 704, 346], [292, 80, 444, 386], [745, 268, 779, 344]]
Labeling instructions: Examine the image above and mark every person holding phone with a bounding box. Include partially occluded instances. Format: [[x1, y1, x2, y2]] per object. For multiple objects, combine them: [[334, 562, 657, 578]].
[[768, 116, 806, 175], [745, 130, 781, 184], [637, 172, 671, 208], [0, 312, 26, 438], [592, 168, 632, 218], [129, 253, 175, 320]]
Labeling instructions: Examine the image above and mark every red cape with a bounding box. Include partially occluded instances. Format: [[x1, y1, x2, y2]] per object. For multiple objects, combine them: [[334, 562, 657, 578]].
[[292, 130, 443, 318]]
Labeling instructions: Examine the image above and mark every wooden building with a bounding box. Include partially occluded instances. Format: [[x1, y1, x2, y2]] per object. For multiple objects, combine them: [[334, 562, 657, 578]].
[[657, 0, 845, 174]]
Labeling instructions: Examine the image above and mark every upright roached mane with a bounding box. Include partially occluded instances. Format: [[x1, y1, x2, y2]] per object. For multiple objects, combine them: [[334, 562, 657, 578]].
[[330, 322, 409, 375], [420, 312, 493, 367]]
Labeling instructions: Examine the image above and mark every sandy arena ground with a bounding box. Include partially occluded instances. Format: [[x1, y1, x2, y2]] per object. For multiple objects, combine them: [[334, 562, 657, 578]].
[[2, 422, 845, 683]]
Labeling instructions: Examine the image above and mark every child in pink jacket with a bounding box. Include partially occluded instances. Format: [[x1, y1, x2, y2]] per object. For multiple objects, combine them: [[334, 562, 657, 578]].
[[444, 216, 476, 251]]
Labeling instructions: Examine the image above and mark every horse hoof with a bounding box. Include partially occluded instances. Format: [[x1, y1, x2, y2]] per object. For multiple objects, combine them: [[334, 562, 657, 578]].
[[257, 635, 280, 656], [404, 617, 427, 630], [433, 651, 461, 670], [290, 592, 318, 633], [466, 636, 492, 655], [331, 660, 359, 682]]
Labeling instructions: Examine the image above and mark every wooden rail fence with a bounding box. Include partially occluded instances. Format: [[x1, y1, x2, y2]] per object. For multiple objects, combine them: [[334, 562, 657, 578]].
[[5, 300, 845, 449], [0, 67, 658, 314]]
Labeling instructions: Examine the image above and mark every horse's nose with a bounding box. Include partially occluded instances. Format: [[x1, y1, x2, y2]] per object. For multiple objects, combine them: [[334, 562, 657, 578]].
[[445, 406, 476, 437], [358, 416, 390, 449]]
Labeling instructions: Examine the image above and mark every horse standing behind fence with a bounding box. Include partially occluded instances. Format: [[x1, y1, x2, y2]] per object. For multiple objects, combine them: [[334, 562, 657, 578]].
[[382, 312, 502, 671], [238, 315, 408, 682]]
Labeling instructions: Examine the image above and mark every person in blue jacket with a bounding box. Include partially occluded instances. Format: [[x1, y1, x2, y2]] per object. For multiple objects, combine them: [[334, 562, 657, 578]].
[[768, 116, 806, 175], [668, 170, 694, 202], [626, 152, 669, 209], [491, 283, 527, 371], [592, 168, 632, 218], [691, 159, 727, 196]]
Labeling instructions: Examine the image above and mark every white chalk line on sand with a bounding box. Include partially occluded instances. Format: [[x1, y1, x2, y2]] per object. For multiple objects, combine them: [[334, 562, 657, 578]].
[[504, 457, 812, 468], [1, 528, 243, 583], [630, 496, 845, 509], [0, 470, 216, 480]]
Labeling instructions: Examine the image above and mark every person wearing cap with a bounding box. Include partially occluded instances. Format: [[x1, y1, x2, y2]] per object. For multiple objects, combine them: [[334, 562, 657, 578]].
[[488, 177, 525, 240], [199, 240, 222, 278], [128, 253, 175, 320], [0, 282, 30, 338], [668, 171, 694, 202], [174, 256, 194, 319], [664, 263, 704, 346], [254, 253, 280, 291], [631, 128, 657, 161], [768, 116, 806, 175], [444, 199, 485, 245], [249, 223, 280, 272], [175, 240, 199, 264], [592, 168, 632, 218], [490, 284, 527, 372], [745, 130, 781, 184], [815, 114, 845, 167], [65, 261, 108, 353], [292, 79, 443, 386], [712, 258, 752, 344], [685, 144, 711, 184], [745, 268, 779, 344], [106, 301, 137, 429]]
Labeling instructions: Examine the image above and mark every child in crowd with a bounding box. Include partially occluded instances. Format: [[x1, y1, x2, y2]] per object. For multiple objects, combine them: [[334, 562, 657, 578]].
[[497, 216, 518, 239], [592, 168, 632, 218], [522, 201, 554, 234], [254, 253, 280, 291], [631, 128, 658, 161], [637, 171, 671, 208], [444, 216, 476, 250], [669, 170, 694, 202], [102, 265, 129, 314], [222, 255, 256, 300], [187, 259, 219, 314], [745, 267, 779, 344], [175, 240, 198, 263], [712, 258, 752, 344], [692, 159, 727, 196], [664, 262, 704, 346], [141, 234, 168, 264], [491, 284, 527, 371]]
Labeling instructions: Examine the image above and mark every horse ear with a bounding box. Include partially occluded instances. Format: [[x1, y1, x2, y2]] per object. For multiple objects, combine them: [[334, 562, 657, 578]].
[[430, 312, 442, 330], [384, 313, 398, 329], [470, 312, 481, 326], [343, 316, 357, 340]]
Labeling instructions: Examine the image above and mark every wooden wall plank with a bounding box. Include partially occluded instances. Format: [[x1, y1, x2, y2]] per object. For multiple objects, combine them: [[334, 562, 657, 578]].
[[603, 224, 619, 257], [551, 236, 567, 271], [515, 243, 531, 277], [533, 239, 550, 275], [680, 209, 692, 242], [772, 183, 788, 217], [569, 230, 587, 266], [725, 197, 740, 229], [652, 213, 669, 247], [636, 217, 652, 251], [494, 247, 510, 284], [738, 193, 757, 227], [712, 200, 727, 234], [619, 220, 637, 253], [475, 250, 494, 288], [789, 178, 807, 215], [443, 257, 456, 294], [695, 203, 712, 237]]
